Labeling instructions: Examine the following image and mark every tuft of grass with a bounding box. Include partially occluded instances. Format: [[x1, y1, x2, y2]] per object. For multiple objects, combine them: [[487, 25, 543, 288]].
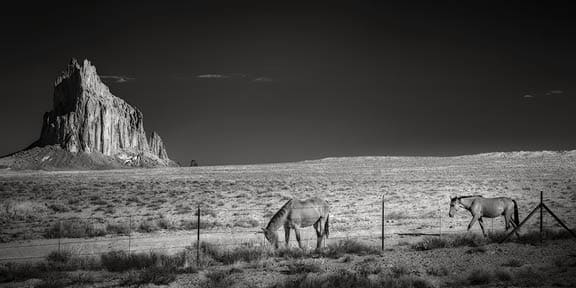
[[276, 247, 308, 259], [122, 266, 178, 286], [272, 269, 434, 288], [284, 261, 324, 275], [45, 219, 106, 239], [323, 239, 381, 258], [426, 265, 449, 276], [494, 269, 513, 281], [46, 249, 72, 263], [199, 242, 270, 265], [468, 268, 492, 285], [391, 264, 411, 278], [105, 223, 131, 235], [233, 218, 260, 228], [411, 237, 450, 251], [100, 250, 158, 272], [502, 258, 523, 267]]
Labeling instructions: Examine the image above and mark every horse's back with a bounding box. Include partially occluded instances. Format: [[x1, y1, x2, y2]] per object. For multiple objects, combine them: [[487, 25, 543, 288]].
[[289, 198, 329, 227], [475, 197, 513, 217]]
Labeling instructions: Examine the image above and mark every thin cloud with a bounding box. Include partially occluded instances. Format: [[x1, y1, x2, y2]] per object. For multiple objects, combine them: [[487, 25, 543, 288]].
[[194, 73, 272, 83], [196, 74, 231, 79], [523, 94, 535, 99], [545, 90, 564, 95], [252, 77, 273, 82], [100, 75, 135, 83]]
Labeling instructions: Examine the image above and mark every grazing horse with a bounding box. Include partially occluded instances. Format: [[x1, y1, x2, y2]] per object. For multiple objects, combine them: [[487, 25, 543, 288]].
[[449, 195, 519, 237], [262, 197, 330, 249]]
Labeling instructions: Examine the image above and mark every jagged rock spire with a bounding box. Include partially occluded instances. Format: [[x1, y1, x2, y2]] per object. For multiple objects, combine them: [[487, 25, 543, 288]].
[[32, 58, 173, 166]]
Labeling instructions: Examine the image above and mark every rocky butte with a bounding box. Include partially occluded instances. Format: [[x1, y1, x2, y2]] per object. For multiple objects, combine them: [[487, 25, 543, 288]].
[[0, 59, 178, 169]]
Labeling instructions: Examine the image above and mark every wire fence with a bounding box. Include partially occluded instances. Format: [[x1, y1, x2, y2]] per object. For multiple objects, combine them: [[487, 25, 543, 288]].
[[1, 191, 574, 263]]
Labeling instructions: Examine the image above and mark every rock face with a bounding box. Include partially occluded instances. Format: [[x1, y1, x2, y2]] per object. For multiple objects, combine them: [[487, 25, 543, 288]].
[[22, 58, 176, 168]]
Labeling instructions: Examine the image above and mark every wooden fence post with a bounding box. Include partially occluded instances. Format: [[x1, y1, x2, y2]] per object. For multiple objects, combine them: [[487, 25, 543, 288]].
[[381, 194, 385, 250], [197, 205, 200, 266]]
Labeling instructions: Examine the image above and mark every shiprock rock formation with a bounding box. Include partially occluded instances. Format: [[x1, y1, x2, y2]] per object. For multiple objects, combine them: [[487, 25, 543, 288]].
[[0, 59, 178, 170]]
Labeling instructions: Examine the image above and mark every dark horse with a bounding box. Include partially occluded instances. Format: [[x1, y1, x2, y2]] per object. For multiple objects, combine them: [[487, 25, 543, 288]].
[[449, 195, 519, 237], [262, 197, 330, 249]]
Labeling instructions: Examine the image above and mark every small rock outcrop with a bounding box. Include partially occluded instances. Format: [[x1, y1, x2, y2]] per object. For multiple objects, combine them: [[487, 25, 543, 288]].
[[2, 58, 177, 169]]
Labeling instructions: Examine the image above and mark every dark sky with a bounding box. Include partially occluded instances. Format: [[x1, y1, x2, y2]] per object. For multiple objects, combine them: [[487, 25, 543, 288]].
[[1, 2, 575, 165]]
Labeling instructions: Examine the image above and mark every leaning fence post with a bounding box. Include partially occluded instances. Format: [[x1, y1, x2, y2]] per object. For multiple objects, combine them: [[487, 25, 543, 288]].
[[197, 205, 201, 266]]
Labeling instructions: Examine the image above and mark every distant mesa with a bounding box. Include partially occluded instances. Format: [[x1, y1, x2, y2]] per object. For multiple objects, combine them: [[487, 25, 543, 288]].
[[190, 160, 199, 167], [0, 58, 178, 170]]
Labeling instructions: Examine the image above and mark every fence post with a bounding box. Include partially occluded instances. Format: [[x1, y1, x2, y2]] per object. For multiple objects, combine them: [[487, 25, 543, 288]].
[[58, 220, 62, 253], [197, 205, 200, 266], [128, 215, 132, 254], [540, 191, 544, 245], [439, 201, 442, 240], [381, 194, 385, 250]]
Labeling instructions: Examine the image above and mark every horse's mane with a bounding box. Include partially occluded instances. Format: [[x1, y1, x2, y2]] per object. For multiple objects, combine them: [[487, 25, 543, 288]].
[[266, 199, 293, 231], [455, 195, 484, 200]]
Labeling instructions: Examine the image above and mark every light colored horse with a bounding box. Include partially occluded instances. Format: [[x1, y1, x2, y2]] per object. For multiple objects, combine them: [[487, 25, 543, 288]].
[[449, 195, 519, 237], [262, 197, 330, 249]]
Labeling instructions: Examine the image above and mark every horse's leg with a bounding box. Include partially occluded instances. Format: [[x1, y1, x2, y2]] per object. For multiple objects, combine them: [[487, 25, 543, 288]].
[[294, 226, 303, 249], [504, 214, 510, 231], [467, 215, 480, 234], [478, 218, 487, 237], [506, 213, 520, 237], [315, 218, 325, 249], [284, 223, 291, 248]]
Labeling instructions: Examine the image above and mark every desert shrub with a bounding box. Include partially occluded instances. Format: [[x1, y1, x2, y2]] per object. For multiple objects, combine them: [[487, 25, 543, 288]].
[[426, 265, 449, 276], [195, 207, 218, 218], [272, 270, 434, 288], [47, 202, 70, 213], [391, 264, 411, 277], [101, 250, 159, 272], [46, 249, 72, 263], [275, 247, 308, 259], [494, 269, 512, 281], [203, 268, 240, 288], [386, 211, 411, 220], [181, 219, 220, 230], [450, 234, 484, 247], [285, 261, 324, 275], [233, 218, 260, 228], [512, 267, 545, 287], [0, 262, 44, 283], [137, 219, 160, 233], [122, 266, 178, 286], [324, 239, 381, 257], [0, 200, 49, 221], [68, 271, 96, 286], [502, 258, 523, 267], [199, 242, 269, 265], [106, 223, 131, 235], [36, 273, 69, 288], [468, 268, 492, 285], [45, 219, 106, 238], [157, 214, 176, 230], [356, 260, 382, 276], [411, 237, 450, 251]]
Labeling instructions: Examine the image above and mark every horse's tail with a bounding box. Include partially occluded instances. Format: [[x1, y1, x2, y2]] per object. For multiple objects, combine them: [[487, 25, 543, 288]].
[[324, 214, 330, 238], [512, 199, 519, 226]]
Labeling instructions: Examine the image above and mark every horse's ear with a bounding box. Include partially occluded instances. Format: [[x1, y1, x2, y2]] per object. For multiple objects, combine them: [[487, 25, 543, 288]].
[[449, 195, 457, 201]]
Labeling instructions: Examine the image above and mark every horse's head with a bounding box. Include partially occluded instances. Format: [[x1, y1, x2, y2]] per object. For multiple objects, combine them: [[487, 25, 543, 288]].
[[261, 228, 279, 249], [449, 196, 460, 217]]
